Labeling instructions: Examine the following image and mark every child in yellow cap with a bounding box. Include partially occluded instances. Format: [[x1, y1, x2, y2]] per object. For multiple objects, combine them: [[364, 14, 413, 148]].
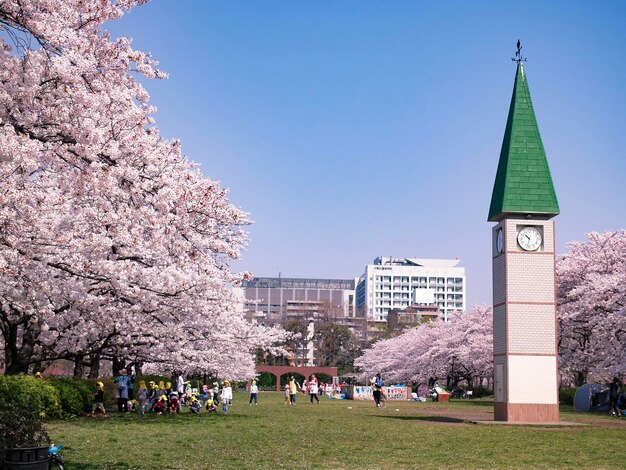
[[89, 382, 107, 417]]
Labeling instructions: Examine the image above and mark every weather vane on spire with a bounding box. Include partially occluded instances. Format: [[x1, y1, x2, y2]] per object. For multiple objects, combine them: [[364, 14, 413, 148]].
[[512, 39, 527, 64]]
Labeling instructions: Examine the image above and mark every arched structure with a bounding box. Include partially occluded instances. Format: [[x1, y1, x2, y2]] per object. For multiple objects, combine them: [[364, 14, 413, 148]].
[[255, 365, 338, 392]]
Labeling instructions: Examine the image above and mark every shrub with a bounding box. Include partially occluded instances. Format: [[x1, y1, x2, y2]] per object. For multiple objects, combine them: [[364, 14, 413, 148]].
[[467, 386, 493, 398], [0, 374, 62, 418], [0, 402, 50, 462], [256, 372, 276, 389], [559, 387, 577, 406], [45, 377, 95, 417]]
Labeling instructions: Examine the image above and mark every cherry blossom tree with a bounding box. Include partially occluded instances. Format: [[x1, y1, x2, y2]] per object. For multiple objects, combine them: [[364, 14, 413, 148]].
[[355, 306, 493, 388], [356, 231, 626, 389], [557, 230, 626, 386], [0, 0, 286, 378]]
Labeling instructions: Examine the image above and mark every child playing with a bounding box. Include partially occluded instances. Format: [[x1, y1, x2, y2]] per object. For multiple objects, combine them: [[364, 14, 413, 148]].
[[205, 398, 217, 413], [169, 392, 180, 413], [202, 384, 209, 406], [221, 380, 232, 413], [147, 381, 157, 411], [249, 380, 259, 406], [90, 381, 107, 417], [137, 380, 147, 414], [153, 395, 167, 415], [189, 396, 201, 414], [284, 384, 290, 405], [212, 382, 220, 406]]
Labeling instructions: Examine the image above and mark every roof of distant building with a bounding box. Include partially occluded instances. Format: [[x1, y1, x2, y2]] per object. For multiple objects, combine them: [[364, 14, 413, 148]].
[[242, 277, 355, 290], [373, 257, 461, 268]]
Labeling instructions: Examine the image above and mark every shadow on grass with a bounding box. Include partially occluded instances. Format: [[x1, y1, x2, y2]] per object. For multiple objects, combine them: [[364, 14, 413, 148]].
[[374, 415, 466, 424], [448, 400, 494, 407], [70, 411, 254, 427], [69, 464, 138, 469]]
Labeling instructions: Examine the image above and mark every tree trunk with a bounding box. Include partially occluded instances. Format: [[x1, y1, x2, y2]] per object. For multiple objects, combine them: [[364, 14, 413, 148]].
[[574, 371, 587, 387], [88, 354, 101, 379], [73, 356, 85, 379], [3, 324, 32, 375], [112, 356, 126, 374]]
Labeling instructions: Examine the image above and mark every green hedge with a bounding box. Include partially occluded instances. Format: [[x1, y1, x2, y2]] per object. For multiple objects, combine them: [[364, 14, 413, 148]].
[[0, 375, 113, 418], [256, 372, 276, 389], [559, 387, 577, 406], [467, 386, 493, 398], [0, 373, 184, 418], [0, 375, 62, 418], [45, 377, 95, 417]]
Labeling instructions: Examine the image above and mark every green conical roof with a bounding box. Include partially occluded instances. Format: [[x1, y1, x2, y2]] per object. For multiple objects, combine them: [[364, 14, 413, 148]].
[[488, 63, 559, 222]]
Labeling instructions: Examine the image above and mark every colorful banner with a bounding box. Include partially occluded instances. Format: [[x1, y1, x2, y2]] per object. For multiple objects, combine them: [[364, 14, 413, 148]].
[[351, 385, 408, 401]]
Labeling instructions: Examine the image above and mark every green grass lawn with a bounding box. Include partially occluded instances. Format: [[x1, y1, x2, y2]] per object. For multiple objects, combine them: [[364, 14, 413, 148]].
[[46, 392, 626, 469]]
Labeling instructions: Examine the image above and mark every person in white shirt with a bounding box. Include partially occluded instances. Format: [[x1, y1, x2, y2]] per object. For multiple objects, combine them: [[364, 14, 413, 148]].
[[176, 374, 186, 395], [249, 380, 259, 406], [309, 379, 320, 404], [221, 381, 233, 413]]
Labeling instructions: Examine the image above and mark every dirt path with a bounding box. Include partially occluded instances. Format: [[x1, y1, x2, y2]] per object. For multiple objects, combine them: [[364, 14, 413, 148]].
[[404, 403, 626, 429]]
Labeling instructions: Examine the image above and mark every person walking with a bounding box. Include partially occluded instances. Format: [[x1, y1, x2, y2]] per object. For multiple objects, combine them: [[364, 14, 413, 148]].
[[372, 373, 383, 408], [90, 381, 107, 417], [288, 375, 299, 405], [309, 378, 320, 404], [609, 377, 622, 417]]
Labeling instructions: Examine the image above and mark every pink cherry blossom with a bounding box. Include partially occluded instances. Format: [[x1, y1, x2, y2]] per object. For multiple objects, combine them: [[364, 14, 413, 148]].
[[0, 0, 287, 378]]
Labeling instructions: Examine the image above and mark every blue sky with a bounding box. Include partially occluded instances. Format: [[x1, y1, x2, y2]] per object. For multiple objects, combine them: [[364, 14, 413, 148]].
[[108, 1, 626, 306]]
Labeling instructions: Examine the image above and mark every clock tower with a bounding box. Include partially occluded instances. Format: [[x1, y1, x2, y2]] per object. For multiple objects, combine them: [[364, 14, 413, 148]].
[[488, 46, 560, 422]]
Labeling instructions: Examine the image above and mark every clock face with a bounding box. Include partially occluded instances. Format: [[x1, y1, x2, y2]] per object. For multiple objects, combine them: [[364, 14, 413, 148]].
[[517, 226, 542, 251], [496, 228, 504, 253]]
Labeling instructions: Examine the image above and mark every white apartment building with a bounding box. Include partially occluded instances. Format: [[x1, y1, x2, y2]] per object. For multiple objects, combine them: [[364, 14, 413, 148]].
[[355, 257, 466, 321]]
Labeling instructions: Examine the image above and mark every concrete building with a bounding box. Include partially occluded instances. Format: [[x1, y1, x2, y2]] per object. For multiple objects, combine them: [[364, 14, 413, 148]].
[[234, 276, 357, 367], [355, 257, 466, 321], [387, 305, 441, 333], [236, 276, 356, 324]]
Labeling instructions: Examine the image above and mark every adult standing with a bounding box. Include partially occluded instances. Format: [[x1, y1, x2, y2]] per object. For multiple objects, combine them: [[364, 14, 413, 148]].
[[288, 375, 299, 405], [177, 373, 187, 396], [372, 373, 383, 408], [126, 366, 136, 402], [114, 368, 129, 413], [609, 377, 622, 417]]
